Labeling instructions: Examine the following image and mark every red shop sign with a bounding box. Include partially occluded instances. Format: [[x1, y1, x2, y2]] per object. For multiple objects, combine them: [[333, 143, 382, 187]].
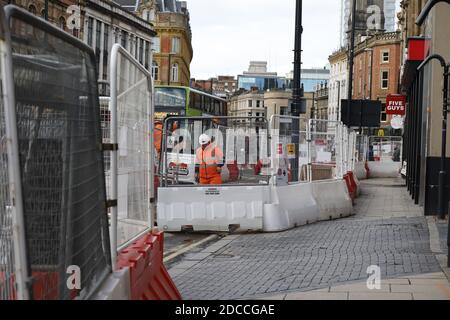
[[386, 94, 407, 115]]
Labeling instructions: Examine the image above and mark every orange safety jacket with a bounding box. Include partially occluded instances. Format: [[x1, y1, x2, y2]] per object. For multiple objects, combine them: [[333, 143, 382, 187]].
[[195, 144, 224, 179]]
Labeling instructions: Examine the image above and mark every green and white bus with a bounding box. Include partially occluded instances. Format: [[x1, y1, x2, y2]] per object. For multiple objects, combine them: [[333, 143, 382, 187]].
[[154, 85, 228, 121]]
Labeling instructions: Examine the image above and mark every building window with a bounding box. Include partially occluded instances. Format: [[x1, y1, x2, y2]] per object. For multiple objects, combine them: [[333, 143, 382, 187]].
[[41, 9, 46, 18], [151, 37, 160, 53], [28, 5, 37, 15], [152, 61, 159, 81], [59, 16, 66, 30], [256, 100, 261, 108], [95, 20, 102, 71], [144, 41, 150, 70], [248, 100, 253, 108], [381, 50, 390, 63], [381, 70, 389, 89], [139, 38, 144, 64], [121, 30, 128, 49], [171, 63, 179, 82], [381, 103, 387, 122], [171, 37, 180, 53], [103, 24, 109, 80], [87, 17, 94, 47]]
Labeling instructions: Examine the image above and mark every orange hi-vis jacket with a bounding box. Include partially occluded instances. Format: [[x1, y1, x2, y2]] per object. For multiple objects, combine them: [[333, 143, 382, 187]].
[[195, 144, 224, 181]]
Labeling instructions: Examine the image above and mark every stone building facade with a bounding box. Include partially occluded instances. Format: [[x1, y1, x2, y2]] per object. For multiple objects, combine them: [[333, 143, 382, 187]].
[[328, 48, 348, 123]]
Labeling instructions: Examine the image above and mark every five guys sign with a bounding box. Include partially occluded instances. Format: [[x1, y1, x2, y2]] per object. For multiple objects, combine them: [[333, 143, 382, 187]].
[[386, 94, 407, 115]]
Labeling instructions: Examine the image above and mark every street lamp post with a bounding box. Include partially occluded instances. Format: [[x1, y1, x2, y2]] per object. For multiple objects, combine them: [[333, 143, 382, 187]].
[[44, 0, 48, 20], [346, 0, 357, 127], [291, 0, 303, 183]]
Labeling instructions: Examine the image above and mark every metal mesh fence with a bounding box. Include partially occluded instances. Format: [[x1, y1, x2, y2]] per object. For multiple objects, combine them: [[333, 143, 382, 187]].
[[356, 134, 368, 162], [7, 11, 111, 300], [111, 48, 152, 250], [161, 117, 271, 186], [368, 136, 403, 163], [269, 115, 309, 183], [309, 119, 338, 181], [0, 44, 15, 300]]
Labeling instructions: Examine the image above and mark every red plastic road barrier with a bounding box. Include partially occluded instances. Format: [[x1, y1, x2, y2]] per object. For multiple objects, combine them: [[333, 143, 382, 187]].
[[365, 161, 370, 179], [116, 230, 182, 300], [343, 174, 356, 202], [347, 171, 358, 196]]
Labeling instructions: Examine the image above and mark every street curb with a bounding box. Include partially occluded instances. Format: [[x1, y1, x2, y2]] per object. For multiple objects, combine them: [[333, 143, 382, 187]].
[[426, 216, 450, 281], [163, 234, 219, 264]]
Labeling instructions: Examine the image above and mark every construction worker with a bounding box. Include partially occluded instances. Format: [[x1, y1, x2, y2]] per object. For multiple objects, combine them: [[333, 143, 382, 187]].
[[195, 134, 224, 185]]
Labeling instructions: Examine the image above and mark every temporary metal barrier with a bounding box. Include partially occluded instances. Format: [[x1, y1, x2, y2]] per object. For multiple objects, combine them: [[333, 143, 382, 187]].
[[160, 116, 270, 187], [109, 44, 154, 264], [368, 136, 403, 162], [269, 115, 309, 184], [1, 5, 113, 300], [0, 8, 29, 300], [367, 136, 403, 178]]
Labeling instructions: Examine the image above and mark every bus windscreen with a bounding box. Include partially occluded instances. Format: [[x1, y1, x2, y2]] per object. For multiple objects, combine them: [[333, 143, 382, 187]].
[[155, 87, 186, 108]]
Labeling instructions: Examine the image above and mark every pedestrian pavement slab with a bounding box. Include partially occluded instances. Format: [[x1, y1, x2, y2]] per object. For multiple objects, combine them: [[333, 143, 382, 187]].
[[169, 179, 446, 300], [348, 292, 413, 300], [285, 292, 348, 300]]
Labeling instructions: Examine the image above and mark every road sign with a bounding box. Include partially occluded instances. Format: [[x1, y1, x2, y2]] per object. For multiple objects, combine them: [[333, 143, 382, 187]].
[[287, 143, 295, 159], [386, 94, 406, 115], [377, 129, 385, 137]]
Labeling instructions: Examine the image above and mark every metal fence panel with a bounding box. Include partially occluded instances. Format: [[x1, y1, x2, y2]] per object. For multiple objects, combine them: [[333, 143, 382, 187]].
[[109, 44, 153, 255], [269, 115, 309, 184], [160, 117, 271, 187], [5, 6, 111, 300], [309, 119, 340, 181], [0, 34, 15, 301], [368, 136, 403, 163]]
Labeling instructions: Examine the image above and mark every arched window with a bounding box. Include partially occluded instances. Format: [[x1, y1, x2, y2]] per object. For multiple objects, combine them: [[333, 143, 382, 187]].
[[28, 5, 37, 15], [59, 16, 66, 30], [171, 63, 178, 83], [41, 9, 46, 18], [152, 61, 159, 81]]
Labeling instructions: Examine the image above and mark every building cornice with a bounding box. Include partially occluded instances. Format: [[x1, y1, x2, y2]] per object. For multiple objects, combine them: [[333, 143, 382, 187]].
[[87, 0, 156, 36]]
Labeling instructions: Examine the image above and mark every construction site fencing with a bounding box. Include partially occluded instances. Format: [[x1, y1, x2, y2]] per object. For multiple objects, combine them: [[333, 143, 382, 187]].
[[368, 136, 403, 163], [356, 134, 369, 162], [1, 6, 112, 300], [160, 116, 271, 187], [108, 44, 154, 262], [269, 115, 309, 184], [0, 14, 27, 300], [309, 119, 343, 181]]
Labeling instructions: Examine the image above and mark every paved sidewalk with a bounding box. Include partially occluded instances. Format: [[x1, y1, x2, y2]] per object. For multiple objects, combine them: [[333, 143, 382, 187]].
[[259, 272, 450, 300], [168, 178, 449, 300]]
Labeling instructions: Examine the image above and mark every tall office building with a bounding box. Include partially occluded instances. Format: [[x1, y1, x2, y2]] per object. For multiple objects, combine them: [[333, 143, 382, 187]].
[[340, 0, 397, 48]]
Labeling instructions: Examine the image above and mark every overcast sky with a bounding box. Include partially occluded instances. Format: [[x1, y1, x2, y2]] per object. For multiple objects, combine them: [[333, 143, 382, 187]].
[[187, 0, 400, 79]]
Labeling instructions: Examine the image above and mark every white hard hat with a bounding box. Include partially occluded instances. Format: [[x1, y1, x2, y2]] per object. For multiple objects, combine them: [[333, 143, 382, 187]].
[[199, 134, 211, 146]]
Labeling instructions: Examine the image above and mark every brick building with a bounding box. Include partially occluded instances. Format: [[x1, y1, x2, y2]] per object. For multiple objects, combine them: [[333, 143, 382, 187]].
[[352, 31, 401, 129]]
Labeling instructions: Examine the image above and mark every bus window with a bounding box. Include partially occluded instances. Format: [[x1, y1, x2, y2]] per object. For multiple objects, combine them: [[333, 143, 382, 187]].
[[155, 87, 186, 108]]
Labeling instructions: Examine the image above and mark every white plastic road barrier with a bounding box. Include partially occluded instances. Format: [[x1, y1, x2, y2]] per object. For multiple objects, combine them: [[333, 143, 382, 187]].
[[263, 183, 319, 232], [158, 180, 355, 233], [355, 162, 367, 180], [367, 161, 401, 178], [311, 180, 353, 221], [158, 185, 269, 232]]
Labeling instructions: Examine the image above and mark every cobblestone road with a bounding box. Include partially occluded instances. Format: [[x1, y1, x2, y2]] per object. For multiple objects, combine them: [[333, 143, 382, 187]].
[[169, 179, 442, 300]]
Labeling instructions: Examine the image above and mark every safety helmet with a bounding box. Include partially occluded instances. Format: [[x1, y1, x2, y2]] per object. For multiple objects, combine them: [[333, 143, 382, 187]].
[[199, 134, 211, 146]]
